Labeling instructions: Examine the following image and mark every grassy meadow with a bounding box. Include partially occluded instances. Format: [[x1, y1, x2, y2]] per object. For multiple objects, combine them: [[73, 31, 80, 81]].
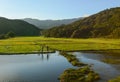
[[0, 37, 120, 54]]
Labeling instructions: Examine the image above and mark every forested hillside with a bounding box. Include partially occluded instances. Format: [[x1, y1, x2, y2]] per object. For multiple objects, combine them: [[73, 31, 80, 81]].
[[43, 7, 120, 38], [0, 17, 41, 36]]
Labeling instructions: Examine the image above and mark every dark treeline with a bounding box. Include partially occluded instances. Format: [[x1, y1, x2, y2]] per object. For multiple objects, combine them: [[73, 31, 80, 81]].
[[0, 31, 15, 39], [0, 17, 41, 36], [43, 7, 120, 38]]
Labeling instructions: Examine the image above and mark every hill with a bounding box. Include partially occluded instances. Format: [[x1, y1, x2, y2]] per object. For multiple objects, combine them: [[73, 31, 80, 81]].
[[43, 7, 120, 38], [0, 17, 41, 36], [23, 18, 82, 29]]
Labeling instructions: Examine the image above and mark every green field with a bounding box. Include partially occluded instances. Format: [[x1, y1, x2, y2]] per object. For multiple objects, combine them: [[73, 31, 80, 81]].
[[0, 37, 120, 54]]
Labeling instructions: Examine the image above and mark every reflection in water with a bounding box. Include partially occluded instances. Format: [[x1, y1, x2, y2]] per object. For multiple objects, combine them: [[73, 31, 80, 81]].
[[73, 52, 120, 82], [38, 54, 50, 61], [0, 52, 74, 82], [0, 51, 119, 82], [47, 54, 49, 60]]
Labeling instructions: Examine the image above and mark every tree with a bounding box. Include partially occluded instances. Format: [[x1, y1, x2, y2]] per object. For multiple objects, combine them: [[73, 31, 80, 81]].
[[0, 34, 6, 39], [6, 31, 16, 38], [110, 28, 120, 38]]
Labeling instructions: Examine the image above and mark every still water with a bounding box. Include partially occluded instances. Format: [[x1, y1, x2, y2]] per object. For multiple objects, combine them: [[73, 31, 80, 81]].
[[0, 52, 74, 82], [74, 52, 120, 82], [0, 51, 119, 82]]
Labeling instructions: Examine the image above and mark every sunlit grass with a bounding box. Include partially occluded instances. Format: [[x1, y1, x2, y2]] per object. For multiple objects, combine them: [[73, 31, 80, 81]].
[[0, 37, 120, 54]]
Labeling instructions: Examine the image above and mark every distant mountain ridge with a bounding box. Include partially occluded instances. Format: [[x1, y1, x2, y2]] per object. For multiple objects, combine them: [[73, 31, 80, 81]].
[[23, 18, 82, 29], [43, 7, 120, 38], [0, 17, 41, 36]]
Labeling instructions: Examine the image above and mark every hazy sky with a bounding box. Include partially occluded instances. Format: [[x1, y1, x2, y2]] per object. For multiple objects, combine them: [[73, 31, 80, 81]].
[[0, 0, 120, 20]]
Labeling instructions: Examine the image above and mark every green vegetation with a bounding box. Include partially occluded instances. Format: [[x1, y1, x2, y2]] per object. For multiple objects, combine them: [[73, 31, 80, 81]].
[[0, 34, 6, 39], [0, 17, 41, 36], [0, 37, 119, 81], [43, 7, 120, 38], [59, 67, 100, 82], [60, 52, 86, 66], [6, 31, 16, 38], [0, 37, 120, 54], [59, 52, 100, 82], [0, 31, 16, 39], [109, 76, 120, 82]]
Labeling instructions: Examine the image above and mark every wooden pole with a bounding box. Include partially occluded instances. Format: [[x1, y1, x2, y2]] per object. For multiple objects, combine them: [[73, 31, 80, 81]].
[[41, 45, 44, 53], [47, 46, 49, 52]]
